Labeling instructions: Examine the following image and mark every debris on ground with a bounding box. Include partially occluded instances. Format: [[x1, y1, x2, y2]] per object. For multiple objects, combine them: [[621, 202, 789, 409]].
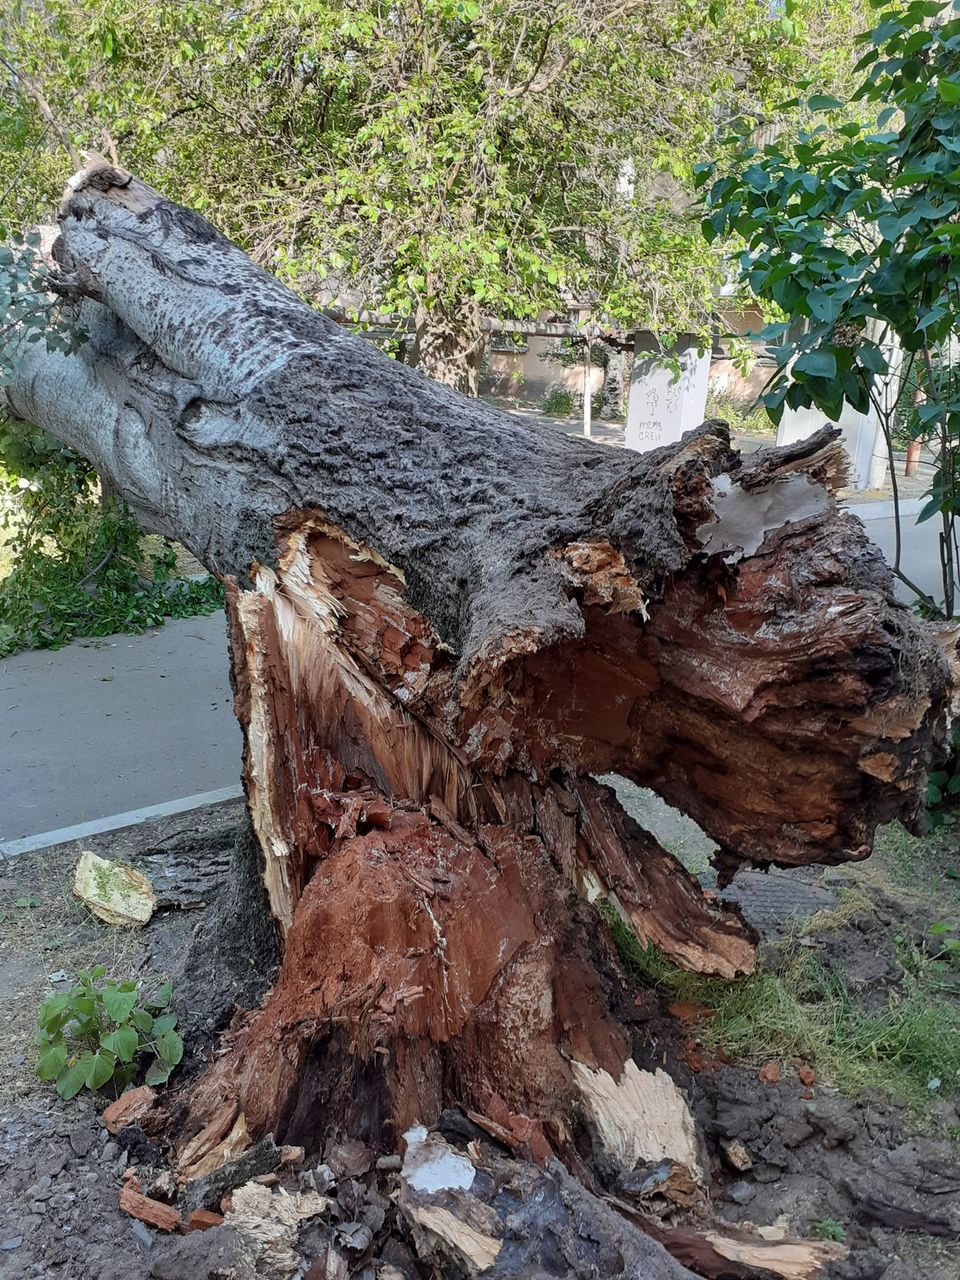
[[72, 851, 156, 927]]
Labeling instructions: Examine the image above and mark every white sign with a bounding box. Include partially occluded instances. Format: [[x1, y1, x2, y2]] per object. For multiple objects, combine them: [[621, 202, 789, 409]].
[[625, 339, 711, 454]]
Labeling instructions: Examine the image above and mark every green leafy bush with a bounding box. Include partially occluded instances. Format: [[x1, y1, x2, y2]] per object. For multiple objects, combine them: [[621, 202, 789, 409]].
[[36, 967, 183, 1100], [810, 1220, 846, 1244], [0, 240, 222, 655], [540, 388, 576, 418], [704, 391, 777, 437], [0, 454, 223, 657]]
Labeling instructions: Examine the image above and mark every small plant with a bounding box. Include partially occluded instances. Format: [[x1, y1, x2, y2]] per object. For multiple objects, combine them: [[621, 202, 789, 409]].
[[704, 391, 777, 437], [926, 724, 960, 826], [36, 967, 183, 1100], [928, 921, 960, 968], [810, 1219, 846, 1243], [540, 388, 576, 418]]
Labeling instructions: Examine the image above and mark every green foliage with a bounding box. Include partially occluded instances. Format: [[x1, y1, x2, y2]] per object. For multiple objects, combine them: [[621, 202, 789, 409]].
[[0, 454, 223, 657], [540, 388, 576, 418], [810, 1220, 847, 1243], [36, 968, 182, 1099], [600, 900, 960, 1110], [704, 390, 778, 436], [700, 0, 960, 617], [0, 0, 867, 365], [0, 233, 222, 654], [925, 723, 960, 826], [928, 920, 960, 965]]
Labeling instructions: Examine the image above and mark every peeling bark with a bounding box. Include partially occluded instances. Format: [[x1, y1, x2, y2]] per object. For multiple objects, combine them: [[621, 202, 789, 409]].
[[4, 160, 952, 1278]]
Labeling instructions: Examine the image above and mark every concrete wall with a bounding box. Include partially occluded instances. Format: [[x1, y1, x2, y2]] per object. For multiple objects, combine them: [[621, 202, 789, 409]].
[[482, 334, 603, 404]]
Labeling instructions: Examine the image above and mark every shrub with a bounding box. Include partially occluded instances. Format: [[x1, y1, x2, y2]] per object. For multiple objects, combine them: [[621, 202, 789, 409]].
[[540, 388, 576, 418], [36, 967, 183, 1099]]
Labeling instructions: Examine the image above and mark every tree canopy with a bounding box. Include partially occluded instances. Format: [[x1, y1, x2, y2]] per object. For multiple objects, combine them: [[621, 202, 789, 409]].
[[1, 0, 865, 389], [700, 0, 960, 618]]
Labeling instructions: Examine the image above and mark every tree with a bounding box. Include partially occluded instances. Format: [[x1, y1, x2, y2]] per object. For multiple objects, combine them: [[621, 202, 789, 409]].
[[699, 0, 960, 618], [0, 0, 867, 393], [2, 160, 948, 1273]]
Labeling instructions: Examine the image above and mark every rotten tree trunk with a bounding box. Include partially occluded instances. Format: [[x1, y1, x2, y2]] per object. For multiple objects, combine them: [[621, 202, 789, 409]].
[[4, 161, 951, 1276]]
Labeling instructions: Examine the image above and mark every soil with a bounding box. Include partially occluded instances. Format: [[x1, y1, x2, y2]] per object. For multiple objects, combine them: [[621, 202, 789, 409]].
[[1, 801, 959, 1279]]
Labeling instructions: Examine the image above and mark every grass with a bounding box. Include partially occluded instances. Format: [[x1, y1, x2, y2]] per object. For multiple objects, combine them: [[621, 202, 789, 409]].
[[601, 900, 960, 1114]]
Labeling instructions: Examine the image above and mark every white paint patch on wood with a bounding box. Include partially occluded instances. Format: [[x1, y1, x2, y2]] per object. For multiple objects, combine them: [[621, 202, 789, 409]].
[[402, 1125, 476, 1194], [571, 1059, 703, 1180]]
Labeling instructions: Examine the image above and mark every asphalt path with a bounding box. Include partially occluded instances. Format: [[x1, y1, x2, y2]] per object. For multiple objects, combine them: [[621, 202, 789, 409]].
[[0, 612, 239, 846]]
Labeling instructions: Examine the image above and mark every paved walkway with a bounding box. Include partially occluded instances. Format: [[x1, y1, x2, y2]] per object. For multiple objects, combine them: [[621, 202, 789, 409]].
[[0, 613, 239, 846]]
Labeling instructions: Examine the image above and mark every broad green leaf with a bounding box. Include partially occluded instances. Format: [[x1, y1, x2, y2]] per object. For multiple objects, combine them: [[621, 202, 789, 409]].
[[36, 1043, 67, 1081], [154, 1028, 183, 1067], [794, 350, 838, 379], [101, 1025, 139, 1062], [102, 987, 138, 1023], [85, 1050, 116, 1090], [149, 980, 173, 1010], [56, 1061, 87, 1100], [144, 1059, 171, 1087]]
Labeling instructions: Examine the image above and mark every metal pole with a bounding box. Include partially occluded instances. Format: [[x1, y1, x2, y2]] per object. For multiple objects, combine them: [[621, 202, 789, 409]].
[[582, 346, 592, 439]]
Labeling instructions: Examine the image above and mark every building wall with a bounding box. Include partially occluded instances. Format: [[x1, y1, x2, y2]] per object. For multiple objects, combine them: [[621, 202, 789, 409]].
[[482, 334, 604, 403]]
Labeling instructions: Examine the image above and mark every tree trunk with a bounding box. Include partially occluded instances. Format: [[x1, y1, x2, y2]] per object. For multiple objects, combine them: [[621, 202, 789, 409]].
[[597, 339, 628, 419], [409, 297, 486, 394], [4, 161, 951, 1276]]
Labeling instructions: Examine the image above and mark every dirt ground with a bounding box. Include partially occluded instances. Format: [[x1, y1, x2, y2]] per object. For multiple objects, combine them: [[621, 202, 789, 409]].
[[1, 799, 959, 1279]]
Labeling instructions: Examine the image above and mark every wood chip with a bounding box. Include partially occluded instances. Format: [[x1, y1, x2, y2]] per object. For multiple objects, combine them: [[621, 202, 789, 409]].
[[119, 1178, 183, 1233], [720, 1139, 753, 1172], [185, 1209, 224, 1232], [102, 1085, 156, 1135], [73, 850, 156, 926]]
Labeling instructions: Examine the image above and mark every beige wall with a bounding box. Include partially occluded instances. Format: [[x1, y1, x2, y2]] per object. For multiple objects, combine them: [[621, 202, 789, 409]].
[[482, 334, 603, 403]]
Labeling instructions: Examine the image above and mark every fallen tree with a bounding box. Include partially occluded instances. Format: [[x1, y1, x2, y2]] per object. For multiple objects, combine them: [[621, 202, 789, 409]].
[[3, 160, 952, 1278]]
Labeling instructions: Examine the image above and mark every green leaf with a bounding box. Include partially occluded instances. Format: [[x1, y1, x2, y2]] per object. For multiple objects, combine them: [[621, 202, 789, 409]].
[[101, 1025, 139, 1063], [131, 1008, 154, 1033], [102, 987, 138, 1023], [939, 78, 960, 104], [808, 94, 843, 111], [154, 1028, 183, 1068], [36, 1043, 67, 1081], [144, 1059, 171, 1087], [794, 350, 838, 379], [149, 980, 173, 1010], [56, 1061, 87, 1100], [85, 1050, 116, 1090], [918, 494, 946, 523]]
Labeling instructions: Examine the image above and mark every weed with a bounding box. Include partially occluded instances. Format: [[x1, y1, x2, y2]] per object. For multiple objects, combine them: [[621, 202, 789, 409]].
[[600, 901, 960, 1111], [36, 967, 183, 1100], [810, 1219, 846, 1243], [704, 391, 777, 437]]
